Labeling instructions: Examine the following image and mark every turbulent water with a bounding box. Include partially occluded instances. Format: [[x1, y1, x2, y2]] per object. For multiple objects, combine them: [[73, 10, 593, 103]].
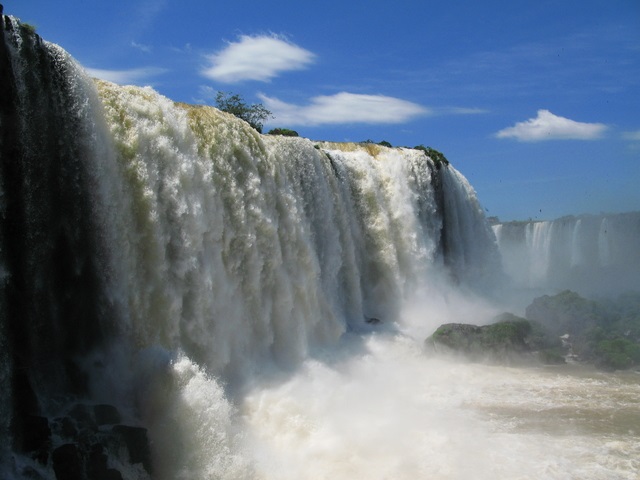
[[1, 14, 639, 480]]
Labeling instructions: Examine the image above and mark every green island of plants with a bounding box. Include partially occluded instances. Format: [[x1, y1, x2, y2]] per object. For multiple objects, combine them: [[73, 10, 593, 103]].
[[426, 290, 640, 371]]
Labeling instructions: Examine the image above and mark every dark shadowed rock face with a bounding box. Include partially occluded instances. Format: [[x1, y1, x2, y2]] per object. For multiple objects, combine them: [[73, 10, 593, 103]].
[[0, 14, 151, 479], [112, 425, 153, 473], [14, 403, 152, 480]]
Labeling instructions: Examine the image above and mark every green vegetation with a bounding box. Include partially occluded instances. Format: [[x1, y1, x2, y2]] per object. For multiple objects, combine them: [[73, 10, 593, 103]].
[[20, 23, 37, 36], [360, 139, 393, 147], [593, 337, 640, 370], [482, 315, 532, 348], [526, 290, 640, 370], [214, 92, 272, 133], [413, 145, 449, 168], [267, 128, 299, 137], [427, 314, 565, 365]]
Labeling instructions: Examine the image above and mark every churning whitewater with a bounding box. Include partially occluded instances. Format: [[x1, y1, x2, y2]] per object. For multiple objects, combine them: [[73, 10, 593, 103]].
[[1, 14, 639, 480]]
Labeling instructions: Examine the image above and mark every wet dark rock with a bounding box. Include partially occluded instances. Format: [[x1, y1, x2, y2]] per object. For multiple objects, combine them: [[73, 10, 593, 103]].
[[68, 404, 93, 425], [97, 469, 124, 480], [8, 403, 152, 479], [88, 444, 123, 480], [94, 404, 121, 426], [21, 415, 51, 453], [19, 465, 48, 480], [58, 416, 78, 438], [112, 425, 152, 474], [52, 443, 83, 480]]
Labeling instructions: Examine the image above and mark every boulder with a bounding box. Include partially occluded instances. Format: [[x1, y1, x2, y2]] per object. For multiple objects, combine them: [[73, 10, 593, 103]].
[[112, 425, 152, 474], [94, 404, 121, 426], [52, 443, 83, 480], [21, 415, 51, 453], [88, 444, 123, 480], [425, 315, 564, 365]]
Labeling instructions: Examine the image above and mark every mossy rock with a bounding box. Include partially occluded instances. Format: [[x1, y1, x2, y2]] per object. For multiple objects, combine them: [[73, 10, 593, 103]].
[[426, 314, 565, 365]]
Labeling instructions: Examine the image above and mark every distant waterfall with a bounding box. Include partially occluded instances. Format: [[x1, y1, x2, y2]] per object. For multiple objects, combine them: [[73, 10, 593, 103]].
[[570, 219, 583, 267], [493, 213, 640, 295], [0, 15, 500, 479], [525, 221, 554, 286], [598, 218, 611, 267]]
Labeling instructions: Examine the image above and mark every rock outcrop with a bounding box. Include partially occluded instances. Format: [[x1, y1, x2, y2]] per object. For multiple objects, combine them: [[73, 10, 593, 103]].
[[14, 403, 152, 480], [425, 314, 566, 365]]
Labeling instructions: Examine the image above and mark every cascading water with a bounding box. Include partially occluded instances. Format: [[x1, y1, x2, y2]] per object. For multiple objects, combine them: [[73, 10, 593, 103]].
[[93, 80, 498, 381], [493, 212, 640, 295], [0, 15, 506, 479], [4, 12, 640, 480]]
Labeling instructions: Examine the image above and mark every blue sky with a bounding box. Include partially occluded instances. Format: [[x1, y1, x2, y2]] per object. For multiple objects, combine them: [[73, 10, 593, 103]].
[[8, 0, 640, 221]]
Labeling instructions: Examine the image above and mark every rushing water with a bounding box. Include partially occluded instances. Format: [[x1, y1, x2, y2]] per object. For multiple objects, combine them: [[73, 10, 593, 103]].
[[493, 214, 640, 296], [239, 334, 640, 480], [1, 14, 639, 480]]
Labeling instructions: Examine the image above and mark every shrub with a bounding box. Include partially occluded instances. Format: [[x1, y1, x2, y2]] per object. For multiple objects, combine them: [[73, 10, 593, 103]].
[[594, 337, 640, 370], [361, 140, 393, 148], [267, 128, 299, 137], [413, 145, 449, 168], [214, 92, 272, 133], [20, 23, 37, 36]]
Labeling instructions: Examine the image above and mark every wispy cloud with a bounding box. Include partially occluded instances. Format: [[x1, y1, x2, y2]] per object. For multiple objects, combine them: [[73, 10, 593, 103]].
[[259, 92, 429, 126], [202, 34, 315, 83], [134, 0, 169, 30], [406, 24, 640, 103], [622, 130, 640, 141], [131, 41, 152, 53], [495, 110, 608, 141], [84, 66, 167, 85], [437, 107, 488, 115]]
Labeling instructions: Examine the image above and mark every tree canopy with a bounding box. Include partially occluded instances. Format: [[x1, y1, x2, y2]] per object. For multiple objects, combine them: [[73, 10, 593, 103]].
[[413, 145, 449, 168], [267, 128, 299, 137], [214, 92, 272, 133]]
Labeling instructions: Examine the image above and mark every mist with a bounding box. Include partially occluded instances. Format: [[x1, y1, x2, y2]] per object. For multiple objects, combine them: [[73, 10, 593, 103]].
[[1, 15, 639, 480]]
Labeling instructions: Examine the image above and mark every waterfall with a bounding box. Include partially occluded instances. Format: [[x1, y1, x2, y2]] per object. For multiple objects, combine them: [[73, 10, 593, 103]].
[[94, 80, 497, 379], [570, 219, 583, 267], [525, 221, 554, 286], [0, 15, 500, 479], [493, 213, 640, 295], [597, 218, 611, 267]]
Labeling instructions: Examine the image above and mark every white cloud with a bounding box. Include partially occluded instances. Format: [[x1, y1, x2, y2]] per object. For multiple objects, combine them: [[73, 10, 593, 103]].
[[439, 107, 488, 115], [84, 66, 167, 85], [496, 110, 608, 141], [131, 41, 152, 53], [202, 34, 315, 83], [258, 92, 429, 126], [622, 130, 640, 141]]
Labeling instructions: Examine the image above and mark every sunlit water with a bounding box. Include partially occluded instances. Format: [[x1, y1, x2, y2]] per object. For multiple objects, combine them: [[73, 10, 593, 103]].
[[237, 332, 640, 480], [2, 18, 639, 480]]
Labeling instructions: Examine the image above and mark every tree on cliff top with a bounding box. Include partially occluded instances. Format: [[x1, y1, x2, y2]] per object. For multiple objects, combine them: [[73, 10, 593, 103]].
[[214, 92, 272, 133]]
